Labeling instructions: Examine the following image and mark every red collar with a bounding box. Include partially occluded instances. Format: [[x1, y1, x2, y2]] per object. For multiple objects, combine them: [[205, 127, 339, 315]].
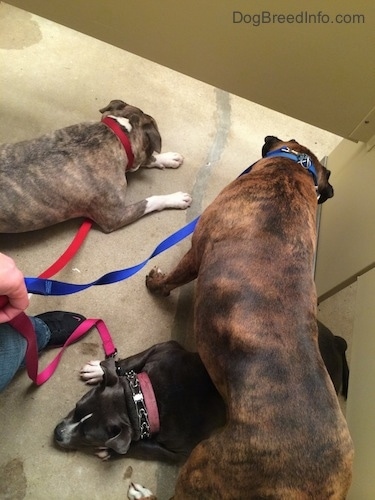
[[101, 116, 135, 170], [137, 372, 160, 435]]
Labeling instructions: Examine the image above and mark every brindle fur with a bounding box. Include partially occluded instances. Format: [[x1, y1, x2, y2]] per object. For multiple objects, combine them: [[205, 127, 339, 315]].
[[145, 137, 354, 499], [0, 100, 187, 233]]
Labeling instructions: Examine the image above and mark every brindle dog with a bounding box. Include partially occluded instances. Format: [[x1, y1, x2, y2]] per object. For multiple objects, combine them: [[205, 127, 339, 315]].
[[144, 136, 354, 499], [0, 100, 191, 233]]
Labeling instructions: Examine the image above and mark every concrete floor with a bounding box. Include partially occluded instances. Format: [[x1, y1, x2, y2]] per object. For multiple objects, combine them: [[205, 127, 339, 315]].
[[0, 3, 345, 499]]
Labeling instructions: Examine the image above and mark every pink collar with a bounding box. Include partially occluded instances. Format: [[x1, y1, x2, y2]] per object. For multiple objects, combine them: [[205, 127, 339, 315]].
[[137, 372, 160, 435], [101, 116, 135, 170]]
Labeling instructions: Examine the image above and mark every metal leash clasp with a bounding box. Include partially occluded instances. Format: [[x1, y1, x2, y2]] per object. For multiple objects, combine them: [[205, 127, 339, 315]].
[[297, 153, 312, 170]]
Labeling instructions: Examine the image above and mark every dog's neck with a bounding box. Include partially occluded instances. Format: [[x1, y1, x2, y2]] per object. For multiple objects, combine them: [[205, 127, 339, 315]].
[[101, 116, 135, 170], [265, 147, 318, 187], [122, 370, 160, 440]]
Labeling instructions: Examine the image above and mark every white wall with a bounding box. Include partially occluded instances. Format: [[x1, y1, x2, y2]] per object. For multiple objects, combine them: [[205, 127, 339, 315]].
[[346, 269, 375, 498], [316, 140, 375, 299]]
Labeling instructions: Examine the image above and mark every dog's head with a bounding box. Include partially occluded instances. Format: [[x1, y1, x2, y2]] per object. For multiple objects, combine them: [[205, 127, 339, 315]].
[[261, 135, 334, 204], [100, 100, 162, 157], [54, 359, 134, 456]]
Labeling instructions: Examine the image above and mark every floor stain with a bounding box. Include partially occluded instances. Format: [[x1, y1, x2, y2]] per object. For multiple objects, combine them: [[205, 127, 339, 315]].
[[172, 88, 231, 345], [79, 342, 100, 356], [123, 465, 133, 479], [0, 458, 27, 499], [187, 88, 232, 220], [0, 6, 42, 50]]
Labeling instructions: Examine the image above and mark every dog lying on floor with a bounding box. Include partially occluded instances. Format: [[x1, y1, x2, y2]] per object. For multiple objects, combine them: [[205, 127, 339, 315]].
[[54, 321, 349, 464], [0, 100, 191, 233], [145, 136, 354, 498], [54, 340, 226, 464]]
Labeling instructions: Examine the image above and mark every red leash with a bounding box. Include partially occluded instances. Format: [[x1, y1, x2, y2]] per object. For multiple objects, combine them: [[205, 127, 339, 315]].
[[2, 116, 137, 385], [1, 219, 117, 386], [38, 219, 92, 278]]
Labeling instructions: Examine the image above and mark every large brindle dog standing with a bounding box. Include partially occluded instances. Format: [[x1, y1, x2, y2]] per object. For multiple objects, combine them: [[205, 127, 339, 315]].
[[145, 136, 354, 499]]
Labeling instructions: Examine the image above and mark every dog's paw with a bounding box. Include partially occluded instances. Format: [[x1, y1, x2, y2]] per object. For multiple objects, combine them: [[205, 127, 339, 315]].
[[145, 193, 192, 214], [164, 191, 192, 209], [80, 360, 104, 384], [152, 152, 184, 169], [128, 482, 156, 500], [145, 267, 170, 296]]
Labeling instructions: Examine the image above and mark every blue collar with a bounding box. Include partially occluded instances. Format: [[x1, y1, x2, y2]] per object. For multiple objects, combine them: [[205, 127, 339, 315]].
[[265, 147, 318, 186]]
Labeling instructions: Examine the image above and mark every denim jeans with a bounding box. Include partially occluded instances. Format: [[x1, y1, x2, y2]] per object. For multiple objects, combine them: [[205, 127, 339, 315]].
[[0, 317, 51, 392]]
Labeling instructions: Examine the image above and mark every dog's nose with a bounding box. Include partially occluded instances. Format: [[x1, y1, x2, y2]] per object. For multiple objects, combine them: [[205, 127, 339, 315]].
[[54, 423, 65, 442]]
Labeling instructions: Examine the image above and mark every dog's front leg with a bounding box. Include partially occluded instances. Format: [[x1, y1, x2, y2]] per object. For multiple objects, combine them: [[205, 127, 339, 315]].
[[80, 360, 104, 384], [144, 192, 192, 213], [81, 342, 177, 384], [146, 248, 198, 296]]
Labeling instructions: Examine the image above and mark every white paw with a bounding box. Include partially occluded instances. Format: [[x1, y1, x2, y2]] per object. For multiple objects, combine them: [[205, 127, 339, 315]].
[[128, 482, 155, 500], [95, 447, 111, 460], [80, 360, 104, 384], [145, 192, 192, 213], [153, 152, 184, 169], [164, 191, 192, 209]]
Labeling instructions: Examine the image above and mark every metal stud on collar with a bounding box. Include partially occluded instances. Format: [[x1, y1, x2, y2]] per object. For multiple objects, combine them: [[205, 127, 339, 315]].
[[124, 370, 151, 439]]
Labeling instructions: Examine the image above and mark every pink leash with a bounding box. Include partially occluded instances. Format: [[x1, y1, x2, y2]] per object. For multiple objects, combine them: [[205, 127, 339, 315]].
[[2, 117, 136, 385], [1, 220, 117, 386]]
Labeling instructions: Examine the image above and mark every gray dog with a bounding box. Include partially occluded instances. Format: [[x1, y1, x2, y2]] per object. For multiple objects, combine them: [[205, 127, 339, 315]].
[[0, 100, 191, 233], [54, 322, 349, 465]]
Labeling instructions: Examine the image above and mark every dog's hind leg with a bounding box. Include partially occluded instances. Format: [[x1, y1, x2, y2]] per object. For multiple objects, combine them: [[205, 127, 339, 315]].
[[127, 483, 156, 500], [146, 248, 198, 296]]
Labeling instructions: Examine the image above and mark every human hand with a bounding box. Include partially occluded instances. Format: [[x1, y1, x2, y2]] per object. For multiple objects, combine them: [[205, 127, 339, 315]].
[[0, 253, 29, 323]]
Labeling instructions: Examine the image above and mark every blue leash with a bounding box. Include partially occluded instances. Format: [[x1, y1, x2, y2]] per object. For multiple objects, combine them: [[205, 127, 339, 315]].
[[25, 163, 254, 297], [25, 216, 200, 296], [24, 148, 317, 297]]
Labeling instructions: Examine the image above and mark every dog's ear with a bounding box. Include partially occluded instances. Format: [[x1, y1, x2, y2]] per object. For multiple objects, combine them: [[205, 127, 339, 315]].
[[142, 117, 162, 155], [100, 358, 118, 387], [317, 167, 334, 204], [105, 425, 132, 454], [262, 136, 282, 157], [99, 100, 127, 115]]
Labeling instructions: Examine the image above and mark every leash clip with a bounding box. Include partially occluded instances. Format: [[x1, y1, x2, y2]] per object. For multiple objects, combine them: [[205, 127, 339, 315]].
[[297, 153, 312, 171], [105, 348, 118, 359]]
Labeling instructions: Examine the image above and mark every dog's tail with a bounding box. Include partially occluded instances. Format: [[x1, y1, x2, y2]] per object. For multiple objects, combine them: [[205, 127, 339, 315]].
[[334, 336, 350, 399]]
